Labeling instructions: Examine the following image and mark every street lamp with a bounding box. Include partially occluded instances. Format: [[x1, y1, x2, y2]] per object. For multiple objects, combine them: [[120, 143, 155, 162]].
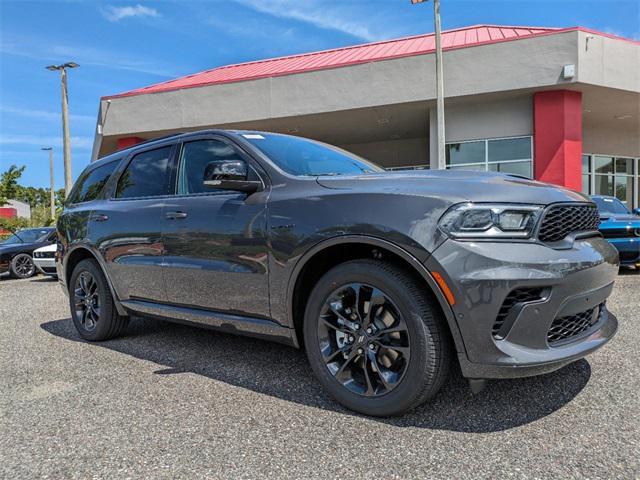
[[46, 62, 79, 194], [411, 0, 446, 170], [41, 147, 55, 220]]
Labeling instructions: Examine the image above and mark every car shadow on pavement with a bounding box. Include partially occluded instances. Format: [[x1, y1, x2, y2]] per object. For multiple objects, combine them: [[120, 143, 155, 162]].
[[41, 316, 591, 433]]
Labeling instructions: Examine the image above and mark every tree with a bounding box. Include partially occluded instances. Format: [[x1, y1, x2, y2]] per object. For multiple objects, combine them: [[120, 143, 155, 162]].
[[0, 165, 26, 205]]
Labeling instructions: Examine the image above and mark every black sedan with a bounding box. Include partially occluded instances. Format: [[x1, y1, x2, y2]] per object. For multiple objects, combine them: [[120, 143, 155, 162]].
[[0, 227, 56, 279]]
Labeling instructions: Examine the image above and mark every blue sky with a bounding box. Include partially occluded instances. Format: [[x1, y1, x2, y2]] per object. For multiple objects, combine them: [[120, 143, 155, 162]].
[[1, 0, 638, 189]]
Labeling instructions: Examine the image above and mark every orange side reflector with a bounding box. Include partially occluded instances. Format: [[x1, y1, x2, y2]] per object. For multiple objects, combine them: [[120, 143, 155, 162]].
[[431, 271, 456, 306]]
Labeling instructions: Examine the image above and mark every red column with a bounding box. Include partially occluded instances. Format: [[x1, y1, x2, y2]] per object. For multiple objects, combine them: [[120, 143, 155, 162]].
[[533, 90, 582, 191], [117, 136, 145, 150]]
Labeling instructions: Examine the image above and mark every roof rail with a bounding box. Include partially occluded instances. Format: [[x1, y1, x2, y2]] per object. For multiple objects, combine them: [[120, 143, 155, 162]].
[[130, 132, 185, 148]]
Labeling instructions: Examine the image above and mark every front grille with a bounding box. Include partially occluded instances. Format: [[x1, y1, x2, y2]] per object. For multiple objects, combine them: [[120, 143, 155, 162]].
[[492, 287, 545, 338], [547, 304, 604, 345], [34, 251, 55, 258], [538, 204, 600, 243]]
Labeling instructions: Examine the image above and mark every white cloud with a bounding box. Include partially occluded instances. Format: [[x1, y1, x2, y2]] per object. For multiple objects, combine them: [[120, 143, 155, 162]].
[[102, 4, 160, 22], [0, 106, 95, 124], [232, 0, 380, 41], [0, 36, 178, 78], [0, 134, 94, 150]]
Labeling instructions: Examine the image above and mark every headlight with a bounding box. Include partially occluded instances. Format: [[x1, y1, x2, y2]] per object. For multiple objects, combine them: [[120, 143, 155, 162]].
[[439, 203, 543, 239]]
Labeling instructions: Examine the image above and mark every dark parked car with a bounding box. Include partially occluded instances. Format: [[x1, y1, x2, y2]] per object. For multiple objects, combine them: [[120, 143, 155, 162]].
[[0, 227, 56, 278], [57, 130, 619, 416], [591, 195, 640, 267]]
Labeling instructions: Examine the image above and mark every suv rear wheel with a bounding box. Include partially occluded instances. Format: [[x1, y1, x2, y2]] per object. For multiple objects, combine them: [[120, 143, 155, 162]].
[[69, 259, 129, 341], [303, 259, 451, 416]]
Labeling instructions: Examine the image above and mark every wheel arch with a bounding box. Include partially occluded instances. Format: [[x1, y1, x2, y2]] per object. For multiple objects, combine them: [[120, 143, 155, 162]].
[[65, 245, 128, 316], [287, 235, 466, 355]]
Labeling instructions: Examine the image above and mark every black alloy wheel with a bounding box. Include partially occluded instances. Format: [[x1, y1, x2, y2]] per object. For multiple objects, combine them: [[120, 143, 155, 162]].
[[69, 259, 129, 341], [304, 259, 451, 417], [10, 253, 36, 278], [74, 271, 101, 332], [318, 282, 410, 397]]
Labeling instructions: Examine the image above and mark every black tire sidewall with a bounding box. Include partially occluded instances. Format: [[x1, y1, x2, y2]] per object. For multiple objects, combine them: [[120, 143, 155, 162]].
[[69, 259, 116, 341], [303, 261, 440, 416], [11, 254, 35, 279]]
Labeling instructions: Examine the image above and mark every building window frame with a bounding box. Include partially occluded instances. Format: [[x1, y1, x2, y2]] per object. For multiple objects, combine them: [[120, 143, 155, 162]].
[[445, 135, 534, 178], [582, 153, 639, 209]]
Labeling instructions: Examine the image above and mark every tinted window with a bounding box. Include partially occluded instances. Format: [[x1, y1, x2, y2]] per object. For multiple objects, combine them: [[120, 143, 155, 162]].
[[0, 228, 53, 245], [242, 133, 381, 176], [116, 147, 173, 198], [178, 140, 248, 194], [487, 137, 531, 162], [69, 161, 118, 204]]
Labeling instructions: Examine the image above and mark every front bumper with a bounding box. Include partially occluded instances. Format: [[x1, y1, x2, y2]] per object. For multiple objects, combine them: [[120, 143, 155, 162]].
[[429, 236, 620, 379], [34, 257, 57, 276], [606, 237, 640, 265]]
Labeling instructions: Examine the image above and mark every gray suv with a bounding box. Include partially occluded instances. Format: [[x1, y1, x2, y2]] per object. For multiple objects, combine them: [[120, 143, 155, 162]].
[[57, 130, 619, 416]]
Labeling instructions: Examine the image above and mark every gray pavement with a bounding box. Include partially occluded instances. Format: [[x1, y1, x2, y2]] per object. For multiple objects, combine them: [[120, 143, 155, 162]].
[[1, 271, 639, 479]]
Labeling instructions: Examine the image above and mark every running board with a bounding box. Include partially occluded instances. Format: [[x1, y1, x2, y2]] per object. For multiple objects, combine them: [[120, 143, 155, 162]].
[[121, 299, 296, 347]]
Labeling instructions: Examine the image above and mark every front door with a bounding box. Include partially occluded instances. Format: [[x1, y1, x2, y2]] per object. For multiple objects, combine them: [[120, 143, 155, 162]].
[[161, 137, 270, 318]]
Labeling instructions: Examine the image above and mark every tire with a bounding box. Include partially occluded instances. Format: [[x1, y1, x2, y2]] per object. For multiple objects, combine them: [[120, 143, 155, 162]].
[[69, 259, 129, 341], [303, 259, 451, 416], [10, 253, 36, 279]]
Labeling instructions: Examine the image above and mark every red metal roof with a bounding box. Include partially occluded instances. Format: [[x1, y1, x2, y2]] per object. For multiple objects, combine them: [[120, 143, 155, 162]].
[[104, 25, 632, 99]]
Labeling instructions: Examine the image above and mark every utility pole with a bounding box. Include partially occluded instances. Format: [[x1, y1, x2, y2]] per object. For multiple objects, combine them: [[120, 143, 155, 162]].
[[41, 147, 55, 219], [46, 62, 79, 194], [411, 0, 446, 169]]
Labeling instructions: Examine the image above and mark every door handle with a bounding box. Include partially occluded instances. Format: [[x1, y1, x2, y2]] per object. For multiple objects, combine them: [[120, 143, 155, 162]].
[[90, 213, 109, 222], [166, 211, 188, 220]]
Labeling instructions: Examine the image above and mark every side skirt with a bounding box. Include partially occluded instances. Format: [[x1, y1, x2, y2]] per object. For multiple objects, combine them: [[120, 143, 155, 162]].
[[121, 299, 297, 347]]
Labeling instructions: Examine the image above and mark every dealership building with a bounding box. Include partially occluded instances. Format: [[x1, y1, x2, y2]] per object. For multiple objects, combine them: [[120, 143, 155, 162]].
[[93, 25, 640, 208]]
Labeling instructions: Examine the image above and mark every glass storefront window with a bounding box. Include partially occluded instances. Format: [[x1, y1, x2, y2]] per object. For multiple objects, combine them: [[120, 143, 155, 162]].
[[446, 136, 533, 178], [446, 141, 485, 165], [488, 137, 531, 162], [584, 154, 638, 209], [488, 161, 532, 177], [593, 156, 613, 174]]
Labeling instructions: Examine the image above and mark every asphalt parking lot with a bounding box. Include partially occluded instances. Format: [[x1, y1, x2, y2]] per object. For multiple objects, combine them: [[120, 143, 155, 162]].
[[1, 272, 638, 479]]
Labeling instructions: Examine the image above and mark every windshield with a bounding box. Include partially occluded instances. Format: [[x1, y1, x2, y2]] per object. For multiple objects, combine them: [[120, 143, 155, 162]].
[[1, 228, 53, 245], [240, 132, 382, 176], [592, 197, 630, 215]]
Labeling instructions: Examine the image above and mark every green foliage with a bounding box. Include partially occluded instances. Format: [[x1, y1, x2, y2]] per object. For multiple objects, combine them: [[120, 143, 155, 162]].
[[0, 165, 26, 205], [0, 164, 60, 227]]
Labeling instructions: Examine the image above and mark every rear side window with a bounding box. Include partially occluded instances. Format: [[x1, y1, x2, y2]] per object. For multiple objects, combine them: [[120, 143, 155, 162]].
[[68, 161, 118, 204], [116, 146, 173, 199]]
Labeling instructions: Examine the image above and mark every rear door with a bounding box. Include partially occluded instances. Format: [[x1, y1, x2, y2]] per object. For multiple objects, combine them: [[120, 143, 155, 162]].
[[161, 135, 271, 317], [90, 144, 176, 303]]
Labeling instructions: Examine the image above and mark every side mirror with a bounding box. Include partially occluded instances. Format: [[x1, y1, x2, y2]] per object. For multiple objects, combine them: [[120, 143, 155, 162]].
[[203, 160, 261, 194], [633, 208, 640, 217]]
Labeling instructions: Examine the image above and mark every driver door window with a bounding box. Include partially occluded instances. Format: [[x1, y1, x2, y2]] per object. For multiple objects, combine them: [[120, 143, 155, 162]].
[[178, 140, 249, 195]]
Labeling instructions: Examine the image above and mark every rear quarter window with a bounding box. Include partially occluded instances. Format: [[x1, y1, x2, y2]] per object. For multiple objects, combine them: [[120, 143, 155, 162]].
[[67, 160, 119, 204]]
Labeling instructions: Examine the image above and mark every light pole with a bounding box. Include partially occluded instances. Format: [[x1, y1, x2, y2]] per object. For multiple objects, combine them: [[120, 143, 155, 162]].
[[411, 0, 446, 169], [41, 147, 55, 220], [46, 62, 79, 194]]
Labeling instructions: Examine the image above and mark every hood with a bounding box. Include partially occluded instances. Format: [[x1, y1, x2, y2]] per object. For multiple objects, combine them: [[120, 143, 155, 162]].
[[316, 170, 589, 205], [0, 242, 40, 255], [599, 214, 640, 228]]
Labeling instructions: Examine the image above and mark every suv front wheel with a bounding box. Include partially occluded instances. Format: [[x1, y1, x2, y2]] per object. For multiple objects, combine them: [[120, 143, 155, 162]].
[[69, 259, 129, 341], [304, 259, 451, 416]]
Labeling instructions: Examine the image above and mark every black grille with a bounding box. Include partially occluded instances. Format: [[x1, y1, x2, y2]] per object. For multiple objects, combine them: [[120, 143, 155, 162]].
[[34, 251, 55, 258], [538, 204, 600, 242], [620, 251, 640, 262], [547, 305, 603, 345], [492, 288, 544, 338]]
